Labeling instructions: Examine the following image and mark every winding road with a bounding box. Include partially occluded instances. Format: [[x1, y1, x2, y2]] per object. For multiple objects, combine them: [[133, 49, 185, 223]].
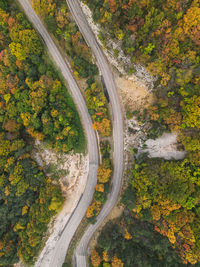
[[18, 0, 124, 266], [17, 1, 99, 267], [65, 1, 124, 266]]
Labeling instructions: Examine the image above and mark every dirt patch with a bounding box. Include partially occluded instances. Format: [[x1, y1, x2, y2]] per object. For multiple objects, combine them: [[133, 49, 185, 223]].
[[108, 204, 124, 221], [76, 77, 88, 93], [116, 75, 154, 111], [89, 204, 124, 250], [13, 263, 26, 267]]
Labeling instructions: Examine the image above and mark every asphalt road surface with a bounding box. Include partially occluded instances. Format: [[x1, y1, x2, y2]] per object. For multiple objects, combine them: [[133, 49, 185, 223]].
[[17, 1, 99, 267], [65, 1, 124, 266]]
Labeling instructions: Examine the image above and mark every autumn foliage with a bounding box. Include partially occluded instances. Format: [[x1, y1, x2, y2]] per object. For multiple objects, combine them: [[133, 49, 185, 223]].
[[84, 0, 200, 265], [0, 2, 87, 265], [93, 118, 111, 137], [131, 159, 200, 264], [91, 249, 101, 267], [111, 255, 124, 267], [97, 159, 112, 183], [86, 200, 101, 218]]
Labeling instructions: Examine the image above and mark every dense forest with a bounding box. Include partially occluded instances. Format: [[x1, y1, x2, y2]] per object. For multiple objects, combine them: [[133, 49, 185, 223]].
[[31, 0, 111, 137], [85, 0, 200, 266], [91, 205, 186, 267], [0, 0, 84, 265]]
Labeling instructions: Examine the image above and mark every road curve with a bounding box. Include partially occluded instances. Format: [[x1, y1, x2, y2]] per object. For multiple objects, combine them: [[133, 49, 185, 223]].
[[17, 1, 99, 267], [65, 1, 124, 266]]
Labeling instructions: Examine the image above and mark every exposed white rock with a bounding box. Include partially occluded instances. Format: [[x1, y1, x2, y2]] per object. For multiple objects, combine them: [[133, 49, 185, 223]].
[[80, 1, 156, 89], [143, 132, 186, 160], [33, 141, 89, 267]]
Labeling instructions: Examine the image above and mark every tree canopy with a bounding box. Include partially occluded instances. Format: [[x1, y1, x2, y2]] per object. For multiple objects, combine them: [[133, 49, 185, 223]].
[[0, 2, 84, 265]]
